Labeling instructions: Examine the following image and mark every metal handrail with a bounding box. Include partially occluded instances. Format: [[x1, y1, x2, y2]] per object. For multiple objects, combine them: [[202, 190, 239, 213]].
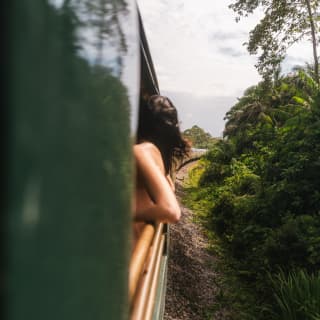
[[143, 234, 165, 319], [130, 222, 165, 320], [129, 171, 176, 319], [129, 223, 156, 303]]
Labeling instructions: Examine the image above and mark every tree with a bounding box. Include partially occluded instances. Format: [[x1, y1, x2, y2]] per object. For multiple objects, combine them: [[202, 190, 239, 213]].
[[229, 0, 320, 83], [187, 65, 320, 318], [183, 125, 218, 149], [223, 83, 273, 139]]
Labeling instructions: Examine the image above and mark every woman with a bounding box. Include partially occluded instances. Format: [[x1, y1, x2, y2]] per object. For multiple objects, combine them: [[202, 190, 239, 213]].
[[133, 95, 190, 229]]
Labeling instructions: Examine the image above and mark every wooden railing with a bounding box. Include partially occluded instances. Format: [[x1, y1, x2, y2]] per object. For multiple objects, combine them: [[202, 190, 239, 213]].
[[129, 222, 168, 320]]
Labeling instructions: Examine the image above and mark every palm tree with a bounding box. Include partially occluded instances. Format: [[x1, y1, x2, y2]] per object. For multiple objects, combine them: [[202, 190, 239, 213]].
[[224, 67, 319, 140], [223, 83, 274, 139]]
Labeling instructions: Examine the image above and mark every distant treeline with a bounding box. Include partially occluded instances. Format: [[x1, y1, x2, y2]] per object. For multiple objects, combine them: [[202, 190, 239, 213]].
[[183, 125, 219, 149]]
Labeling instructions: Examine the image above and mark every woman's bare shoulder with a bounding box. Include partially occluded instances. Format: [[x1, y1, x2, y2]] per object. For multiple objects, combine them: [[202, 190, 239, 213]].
[[134, 142, 161, 158], [133, 142, 164, 171]]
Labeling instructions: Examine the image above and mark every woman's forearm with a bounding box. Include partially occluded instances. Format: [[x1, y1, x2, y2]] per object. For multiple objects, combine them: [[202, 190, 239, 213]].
[[166, 175, 175, 191], [134, 203, 180, 224]]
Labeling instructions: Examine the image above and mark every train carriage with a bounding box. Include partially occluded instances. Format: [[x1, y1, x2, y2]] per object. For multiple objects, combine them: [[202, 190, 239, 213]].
[[5, 1, 168, 319]]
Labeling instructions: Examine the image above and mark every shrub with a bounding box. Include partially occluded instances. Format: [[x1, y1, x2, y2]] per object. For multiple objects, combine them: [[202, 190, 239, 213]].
[[270, 269, 320, 320]]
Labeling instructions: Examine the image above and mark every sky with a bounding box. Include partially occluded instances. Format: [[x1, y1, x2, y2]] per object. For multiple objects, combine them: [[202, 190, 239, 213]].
[[137, 0, 313, 137]]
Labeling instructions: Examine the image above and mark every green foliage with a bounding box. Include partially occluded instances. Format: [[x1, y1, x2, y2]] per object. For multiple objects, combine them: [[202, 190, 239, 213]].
[[270, 269, 320, 320], [183, 160, 215, 221], [229, 0, 320, 82], [187, 69, 320, 318], [199, 140, 235, 186], [265, 215, 320, 270], [183, 125, 218, 149]]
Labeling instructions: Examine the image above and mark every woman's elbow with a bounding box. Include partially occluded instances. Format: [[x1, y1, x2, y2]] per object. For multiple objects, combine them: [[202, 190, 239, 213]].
[[166, 205, 181, 223]]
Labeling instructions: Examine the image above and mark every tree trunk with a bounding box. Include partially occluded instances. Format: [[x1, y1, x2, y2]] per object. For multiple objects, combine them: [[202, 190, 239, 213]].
[[305, 0, 319, 84]]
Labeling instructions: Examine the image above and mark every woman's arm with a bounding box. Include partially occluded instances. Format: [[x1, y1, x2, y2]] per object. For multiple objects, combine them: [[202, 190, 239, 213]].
[[134, 143, 181, 223], [166, 174, 175, 192]]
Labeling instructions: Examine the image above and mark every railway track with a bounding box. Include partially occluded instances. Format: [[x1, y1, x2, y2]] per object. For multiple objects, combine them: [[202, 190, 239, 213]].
[[164, 162, 230, 320]]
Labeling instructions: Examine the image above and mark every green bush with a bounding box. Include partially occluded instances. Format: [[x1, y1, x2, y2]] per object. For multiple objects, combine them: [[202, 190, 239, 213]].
[[270, 269, 320, 320], [186, 71, 320, 318], [264, 215, 320, 271]]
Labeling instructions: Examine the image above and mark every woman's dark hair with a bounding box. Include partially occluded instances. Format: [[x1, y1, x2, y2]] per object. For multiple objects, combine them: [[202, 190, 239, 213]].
[[137, 95, 190, 174]]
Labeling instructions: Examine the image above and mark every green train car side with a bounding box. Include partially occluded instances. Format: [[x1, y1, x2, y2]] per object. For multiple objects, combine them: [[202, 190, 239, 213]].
[[5, 1, 143, 319]]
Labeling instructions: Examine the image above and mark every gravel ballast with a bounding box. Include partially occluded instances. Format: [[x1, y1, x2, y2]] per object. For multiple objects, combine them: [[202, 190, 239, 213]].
[[164, 162, 230, 320]]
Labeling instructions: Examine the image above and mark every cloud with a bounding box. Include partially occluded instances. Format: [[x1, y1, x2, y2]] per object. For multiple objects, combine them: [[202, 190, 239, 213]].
[[282, 42, 313, 74], [137, 0, 312, 133], [210, 31, 247, 41], [218, 46, 246, 57], [138, 0, 262, 97], [162, 90, 237, 137]]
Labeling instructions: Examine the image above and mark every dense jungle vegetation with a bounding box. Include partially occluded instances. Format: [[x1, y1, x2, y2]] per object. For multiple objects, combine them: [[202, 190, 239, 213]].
[[185, 1, 320, 318], [186, 68, 320, 319]]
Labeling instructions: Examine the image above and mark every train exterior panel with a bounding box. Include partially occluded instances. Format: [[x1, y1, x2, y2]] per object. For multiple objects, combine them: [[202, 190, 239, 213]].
[[6, 1, 139, 319]]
